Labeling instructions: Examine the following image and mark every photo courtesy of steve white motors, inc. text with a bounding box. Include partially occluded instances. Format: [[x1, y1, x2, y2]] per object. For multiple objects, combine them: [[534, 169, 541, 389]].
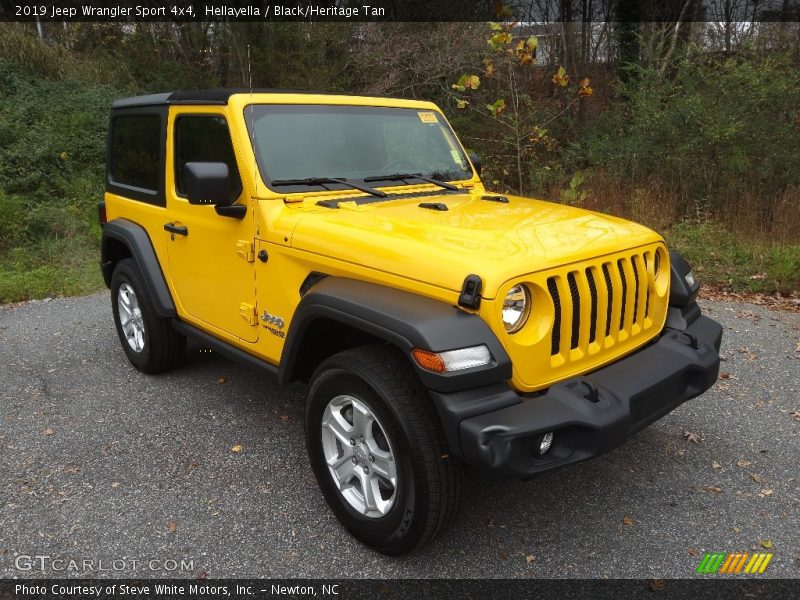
[[14, 3, 385, 19], [14, 583, 341, 597]]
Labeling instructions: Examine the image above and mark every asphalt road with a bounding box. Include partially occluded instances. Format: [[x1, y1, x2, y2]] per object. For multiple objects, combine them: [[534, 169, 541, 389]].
[[1, 293, 798, 579]]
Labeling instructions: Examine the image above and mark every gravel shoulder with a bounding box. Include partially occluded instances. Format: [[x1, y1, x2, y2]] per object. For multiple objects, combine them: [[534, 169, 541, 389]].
[[0, 294, 798, 578]]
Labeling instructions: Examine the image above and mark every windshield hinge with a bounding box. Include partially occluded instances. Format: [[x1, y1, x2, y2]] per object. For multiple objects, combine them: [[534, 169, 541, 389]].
[[283, 196, 304, 204], [236, 240, 255, 262]]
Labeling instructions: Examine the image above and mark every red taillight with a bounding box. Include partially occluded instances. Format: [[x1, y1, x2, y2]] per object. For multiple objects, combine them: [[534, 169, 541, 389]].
[[98, 201, 107, 225]]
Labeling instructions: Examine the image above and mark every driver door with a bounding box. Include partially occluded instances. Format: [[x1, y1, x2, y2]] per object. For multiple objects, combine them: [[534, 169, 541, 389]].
[[164, 109, 258, 343]]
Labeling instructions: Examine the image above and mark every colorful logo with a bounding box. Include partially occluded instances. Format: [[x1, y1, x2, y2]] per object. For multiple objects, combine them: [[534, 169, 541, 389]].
[[696, 552, 773, 574]]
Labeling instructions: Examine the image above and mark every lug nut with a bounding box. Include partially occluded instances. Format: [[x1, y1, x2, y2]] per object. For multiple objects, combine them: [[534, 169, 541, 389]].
[[352, 457, 358, 464], [363, 466, 369, 474], [349, 438, 356, 446], [369, 455, 375, 462]]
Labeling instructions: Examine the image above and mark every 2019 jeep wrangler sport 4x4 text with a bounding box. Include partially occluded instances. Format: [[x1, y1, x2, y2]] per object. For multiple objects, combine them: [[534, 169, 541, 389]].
[[100, 90, 722, 555]]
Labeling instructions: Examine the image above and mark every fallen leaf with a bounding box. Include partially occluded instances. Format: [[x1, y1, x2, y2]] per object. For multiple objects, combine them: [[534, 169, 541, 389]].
[[622, 516, 634, 525], [230, 444, 243, 453], [736, 459, 752, 468], [712, 461, 722, 470], [760, 539, 773, 549], [684, 431, 703, 444], [217, 376, 227, 384], [719, 372, 731, 379], [498, 549, 508, 560], [749, 473, 766, 485], [703, 486, 723, 494], [44, 428, 54, 436], [167, 521, 177, 533], [649, 579, 666, 592], [441, 453, 450, 459], [111, 482, 121, 489], [688, 548, 699, 556], [790, 410, 800, 422], [733, 527, 742, 533], [759, 489, 774, 497], [280, 415, 289, 422], [195, 571, 208, 580], [526, 554, 535, 564], [65, 465, 80, 474]]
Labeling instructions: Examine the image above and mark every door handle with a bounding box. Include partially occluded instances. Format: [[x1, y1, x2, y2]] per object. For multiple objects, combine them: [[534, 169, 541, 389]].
[[164, 222, 188, 236]]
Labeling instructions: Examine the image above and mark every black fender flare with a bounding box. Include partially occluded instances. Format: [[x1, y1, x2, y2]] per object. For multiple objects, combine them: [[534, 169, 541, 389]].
[[101, 218, 176, 318], [665, 251, 702, 331], [278, 277, 512, 393]]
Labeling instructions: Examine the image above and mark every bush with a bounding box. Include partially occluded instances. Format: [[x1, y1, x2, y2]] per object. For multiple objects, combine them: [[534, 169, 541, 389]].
[[569, 52, 800, 231]]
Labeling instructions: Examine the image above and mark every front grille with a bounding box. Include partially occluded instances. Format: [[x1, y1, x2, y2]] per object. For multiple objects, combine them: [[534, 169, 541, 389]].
[[548, 251, 656, 358]]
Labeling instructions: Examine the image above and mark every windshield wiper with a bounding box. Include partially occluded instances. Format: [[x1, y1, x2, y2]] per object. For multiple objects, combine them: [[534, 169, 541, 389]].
[[362, 173, 459, 191], [271, 177, 387, 198]]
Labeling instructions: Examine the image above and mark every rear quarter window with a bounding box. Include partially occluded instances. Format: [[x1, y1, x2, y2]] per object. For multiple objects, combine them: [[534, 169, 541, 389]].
[[107, 110, 165, 205]]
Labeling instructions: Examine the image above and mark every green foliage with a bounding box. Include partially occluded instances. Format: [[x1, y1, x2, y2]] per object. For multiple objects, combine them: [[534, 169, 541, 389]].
[[0, 61, 112, 302], [0, 61, 116, 198], [560, 172, 589, 206], [569, 53, 800, 216]]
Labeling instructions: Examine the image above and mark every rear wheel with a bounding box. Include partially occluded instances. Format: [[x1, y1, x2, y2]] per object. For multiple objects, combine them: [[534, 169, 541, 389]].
[[305, 345, 462, 555], [110, 258, 185, 374]]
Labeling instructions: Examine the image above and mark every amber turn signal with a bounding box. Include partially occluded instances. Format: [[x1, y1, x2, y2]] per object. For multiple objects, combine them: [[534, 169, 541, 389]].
[[411, 349, 446, 373]]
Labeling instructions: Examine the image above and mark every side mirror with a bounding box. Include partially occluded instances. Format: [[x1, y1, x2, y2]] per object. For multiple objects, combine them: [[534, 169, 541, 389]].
[[468, 151, 482, 177], [185, 162, 232, 206]]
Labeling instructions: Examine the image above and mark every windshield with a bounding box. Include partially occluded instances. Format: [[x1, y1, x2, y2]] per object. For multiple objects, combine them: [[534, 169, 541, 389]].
[[244, 104, 474, 193]]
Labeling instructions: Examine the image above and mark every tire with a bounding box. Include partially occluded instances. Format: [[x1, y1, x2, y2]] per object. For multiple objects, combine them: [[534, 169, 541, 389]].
[[110, 258, 185, 374], [305, 345, 462, 555]]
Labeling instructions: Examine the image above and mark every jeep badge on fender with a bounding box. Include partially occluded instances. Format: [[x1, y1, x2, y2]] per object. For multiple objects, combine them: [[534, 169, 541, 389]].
[[100, 90, 722, 555]]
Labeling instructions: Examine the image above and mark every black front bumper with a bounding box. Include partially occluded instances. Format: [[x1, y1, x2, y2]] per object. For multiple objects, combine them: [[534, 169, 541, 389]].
[[430, 314, 723, 479]]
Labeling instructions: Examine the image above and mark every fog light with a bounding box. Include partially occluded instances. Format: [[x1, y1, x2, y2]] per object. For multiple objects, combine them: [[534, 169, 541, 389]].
[[537, 431, 554, 456]]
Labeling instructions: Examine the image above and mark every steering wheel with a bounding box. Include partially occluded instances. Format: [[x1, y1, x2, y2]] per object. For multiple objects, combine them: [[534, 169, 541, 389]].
[[382, 159, 418, 173]]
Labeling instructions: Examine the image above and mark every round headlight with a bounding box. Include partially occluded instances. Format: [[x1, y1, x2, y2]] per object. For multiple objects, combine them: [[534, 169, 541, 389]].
[[502, 284, 530, 333]]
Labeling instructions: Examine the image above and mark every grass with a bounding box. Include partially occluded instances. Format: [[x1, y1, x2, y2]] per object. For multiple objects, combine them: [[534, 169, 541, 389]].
[[0, 239, 104, 304], [0, 193, 104, 303], [665, 221, 800, 295]]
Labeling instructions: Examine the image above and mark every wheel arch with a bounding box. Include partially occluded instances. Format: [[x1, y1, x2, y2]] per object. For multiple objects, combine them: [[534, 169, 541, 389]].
[[102, 218, 176, 318], [278, 277, 511, 393]]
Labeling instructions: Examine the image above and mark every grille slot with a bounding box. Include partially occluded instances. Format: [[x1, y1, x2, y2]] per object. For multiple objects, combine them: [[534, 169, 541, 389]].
[[617, 259, 628, 330], [586, 268, 598, 343], [644, 253, 651, 318], [567, 272, 581, 350], [602, 263, 614, 337], [631, 258, 640, 324], [547, 277, 561, 356]]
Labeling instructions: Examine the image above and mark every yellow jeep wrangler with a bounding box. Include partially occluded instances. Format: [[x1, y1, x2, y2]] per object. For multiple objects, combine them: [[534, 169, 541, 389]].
[[100, 90, 722, 555]]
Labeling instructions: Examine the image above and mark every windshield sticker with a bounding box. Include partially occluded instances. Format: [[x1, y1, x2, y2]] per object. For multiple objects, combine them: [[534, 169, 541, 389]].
[[417, 111, 438, 124]]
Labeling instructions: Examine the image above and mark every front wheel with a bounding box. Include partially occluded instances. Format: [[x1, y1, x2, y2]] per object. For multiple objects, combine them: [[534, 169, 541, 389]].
[[305, 346, 462, 555]]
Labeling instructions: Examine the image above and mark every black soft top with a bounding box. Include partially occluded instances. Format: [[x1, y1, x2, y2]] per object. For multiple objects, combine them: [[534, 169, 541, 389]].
[[112, 88, 354, 109]]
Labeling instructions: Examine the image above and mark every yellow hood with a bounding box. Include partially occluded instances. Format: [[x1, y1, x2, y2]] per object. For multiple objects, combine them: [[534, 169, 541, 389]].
[[288, 190, 664, 299]]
